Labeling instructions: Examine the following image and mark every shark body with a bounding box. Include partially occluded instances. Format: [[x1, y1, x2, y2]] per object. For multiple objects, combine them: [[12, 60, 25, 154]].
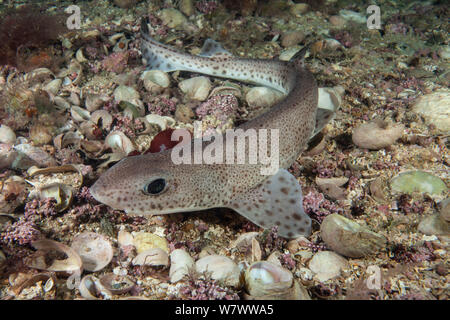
[[90, 19, 334, 238]]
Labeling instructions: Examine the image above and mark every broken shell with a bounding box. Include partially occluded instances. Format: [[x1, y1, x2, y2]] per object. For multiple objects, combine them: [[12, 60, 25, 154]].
[[80, 121, 101, 140], [145, 114, 169, 131], [0, 143, 17, 169], [318, 86, 344, 112], [245, 87, 284, 109], [68, 92, 80, 106], [315, 177, 347, 200], [99, 273, 135, 295], [90, 110, 113, 131], [53, 96, 71, 110], [352, 119, 404, 150], [13, 144, 57, 169], [85, 93, 108, 112], [29, 124, 53, 146], [43, 78, 62, 95], [38, 182, 73, 212], [105, 131, 136, 155], [71, 106, 91, 122], [118, 230, 134, 247], [141, 70, 170, 93], [27, 239, 83, 274], [320, 214, 387, 258], [179, 76, 211, 101], [0, 125, 15, 144], [132, 248, 169, 267], [76, 48, 88, 63], [10, 272, 57, 296], [71, 232, 113, 272], [195, 255, 241, 288], [79, 275, 112, 300], [80, 140, 106, 158], [169, 249, 195, 283], [0, 176, 27, 213], [232, 232, 259, 251], [244, 261, 308, 299], [114, 85, 140, 104]]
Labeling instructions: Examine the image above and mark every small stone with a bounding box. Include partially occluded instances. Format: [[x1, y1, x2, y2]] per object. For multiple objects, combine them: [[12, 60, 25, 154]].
[[412, 90, 450, 134], [418, 214, 449, 236], [290, 3, 309, 17], [133, 232, 169, 254], [439, 198, 450, 222], [320, 214, 387, 258], [352, 119, 404, 150], [390, 171, 447, 196], [281, 31, 305, 48], [329, 15, 346, 28], [308, 251, 348, 282], [0, 125, 16, 144], [159, 8, 188, 29]]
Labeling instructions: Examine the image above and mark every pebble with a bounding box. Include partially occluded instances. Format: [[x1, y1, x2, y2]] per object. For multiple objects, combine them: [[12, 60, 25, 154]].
[[390, 171, 447, 196], [412, 90, 450, 134], [320, 214, 387, 258], [281, 31, 305, 48], [308, 251, 348, 282], [352, 119, 404, 150], [418, 214, 449, 236]]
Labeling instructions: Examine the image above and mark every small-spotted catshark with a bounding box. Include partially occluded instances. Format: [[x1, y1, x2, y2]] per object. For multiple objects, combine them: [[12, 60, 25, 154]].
[[90, 18, 334, 238]]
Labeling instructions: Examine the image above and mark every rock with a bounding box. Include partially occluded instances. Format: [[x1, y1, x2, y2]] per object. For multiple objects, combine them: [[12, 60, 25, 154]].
[[320, 214, 387, 258], [352, 119, 404, 150], [418, 214, 449, 236], [439, 198, 450, 222], [281, 31, 305, 48], [179, 76, 211, 101], [308, 251, 348, 282], [390, 171, 447, 196], [133, 232, 169, 254], [412, 90, 450, 134], [159, 8, 188, 29], [246, 87, 284, 109]]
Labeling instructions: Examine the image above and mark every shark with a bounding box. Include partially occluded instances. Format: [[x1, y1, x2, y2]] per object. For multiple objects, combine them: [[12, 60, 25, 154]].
[[90, 18, 335, 238]]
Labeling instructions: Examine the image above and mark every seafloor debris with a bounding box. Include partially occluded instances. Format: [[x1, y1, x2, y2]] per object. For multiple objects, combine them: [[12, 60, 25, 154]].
[[0, 0, 448, 300]]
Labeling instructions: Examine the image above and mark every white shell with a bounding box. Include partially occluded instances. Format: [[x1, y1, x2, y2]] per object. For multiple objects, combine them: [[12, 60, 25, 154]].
[[179, 76, 211, 101], [44, 79, 62, 95], [105, 131, 136, 155], [169, 249, 195, 283], [245, 87, 284, 109], [195, 255, 241, 288], [71, 106, 91, 122], [141, 70, 170, 93], [76, 48, 88, 62], [0, 125, 16, 144], [145, 114, 168, 131], [318, 86, 344, 112]]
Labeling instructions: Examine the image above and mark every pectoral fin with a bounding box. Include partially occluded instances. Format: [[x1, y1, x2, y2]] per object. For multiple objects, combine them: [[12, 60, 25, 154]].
[[227, 169, 311, 238], [199, 39, 232, 58]]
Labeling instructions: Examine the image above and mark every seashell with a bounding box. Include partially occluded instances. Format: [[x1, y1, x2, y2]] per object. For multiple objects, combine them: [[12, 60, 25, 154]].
[[279, 47, 302, 61], [29, 124, 53, 146], [209, 84, 242, 99], [79, 275, 112, 300], [114, 85, 140, 104], [108, 33, 125, 45], [159, 8, 188, 29], [85, 93, 108, 112], [28, 164, 84, 180], [315, 176, 347, 200], [0, 143, 17, 169], [67, 60, 83, 85], [232, 232, 259, 250], [318, 86, 344, 112], [0, 125, 16, 144], [13, 144, 57, 169], [27, 239, 83, 274], [76, 48, 88, 63], [80, 121, 100, 140], [179, 0, 194, 17], [91, 110, 113, 131], [145, 114, 169, 131], [418, 214, 450, 236], [352, 119, 404, 150], [113, 38, 129, 52], [53, 131, 82, 150], [71, 106, 91, 122], [28, 68, 55, 79], [132, 248, 169, 267], [71, 232, 113, 272], [80, 139, 106, 158], [390, 170, 447, 196], [118, 230, 134, 247], [43, 79, 62, 95], [0, 176, 27, 214], [141, 70, 170, 94], [169, 249, 195, 283], [245, 87, 284, 109], [195, 255, 241, 288], [244, 261, 309, 300], [308, 251, 348, 282], [38, 182, 73, 212], [118, 101, 143, 119], [53, 96, 71, 110], [68, 92, 80, 106], [320, 214, 387, 258], [266, 251, 282, 266], [10, 272, 57, 296], [179, 76, 211, 101], [439, 198, 450, 223], [133, 232, 169, 254], [99, 273, 135, 295], [105, 131, 136, 155]]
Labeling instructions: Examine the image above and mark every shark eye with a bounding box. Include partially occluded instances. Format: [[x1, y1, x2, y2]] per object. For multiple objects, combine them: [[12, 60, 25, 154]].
[[144, 178, 167, 195]]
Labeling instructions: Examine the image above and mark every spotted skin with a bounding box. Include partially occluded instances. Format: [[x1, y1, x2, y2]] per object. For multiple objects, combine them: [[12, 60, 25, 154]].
[[90, 19, 319, 238]]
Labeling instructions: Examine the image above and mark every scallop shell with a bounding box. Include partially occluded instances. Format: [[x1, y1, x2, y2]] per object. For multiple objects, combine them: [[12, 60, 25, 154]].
[[71, 232, 113, 272]]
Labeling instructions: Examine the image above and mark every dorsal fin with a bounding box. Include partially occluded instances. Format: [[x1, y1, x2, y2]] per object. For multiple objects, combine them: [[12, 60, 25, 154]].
[[199, 39, 232, 58]]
